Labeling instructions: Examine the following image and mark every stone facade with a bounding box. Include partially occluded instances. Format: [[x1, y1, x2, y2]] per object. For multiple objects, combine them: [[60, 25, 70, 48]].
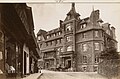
[[37, 3, 117, 72]]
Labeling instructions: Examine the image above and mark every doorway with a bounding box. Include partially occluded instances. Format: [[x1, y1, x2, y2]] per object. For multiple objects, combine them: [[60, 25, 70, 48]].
[[46, 62, 49, 69], [67, 60, 71, 68], [24, 52, 26, 75]]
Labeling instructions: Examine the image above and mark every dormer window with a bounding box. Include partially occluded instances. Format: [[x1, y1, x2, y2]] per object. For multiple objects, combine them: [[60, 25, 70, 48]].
[[83, 23, 86, 28], [80, 23, 87, 29], [38, 36, 41, 41]]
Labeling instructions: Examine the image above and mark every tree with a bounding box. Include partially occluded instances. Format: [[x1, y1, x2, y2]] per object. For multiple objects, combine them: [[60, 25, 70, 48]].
[[100, 47, 119, 59], [99, 47, 120, 79]]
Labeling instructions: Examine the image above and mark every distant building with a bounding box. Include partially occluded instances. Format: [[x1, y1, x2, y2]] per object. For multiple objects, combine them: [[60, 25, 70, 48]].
[[37, 3, 117, 72], [0, 4, 40, 79]]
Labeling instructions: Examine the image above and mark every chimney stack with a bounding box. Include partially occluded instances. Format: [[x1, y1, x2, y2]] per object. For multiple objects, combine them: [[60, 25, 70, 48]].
[[111, 26, 116, 39], [60, 20, 63, 28]]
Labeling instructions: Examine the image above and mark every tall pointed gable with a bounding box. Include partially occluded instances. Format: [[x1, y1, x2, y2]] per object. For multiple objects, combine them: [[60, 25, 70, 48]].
[[90, 9, 100, 24], [64, 3, 80, 21]]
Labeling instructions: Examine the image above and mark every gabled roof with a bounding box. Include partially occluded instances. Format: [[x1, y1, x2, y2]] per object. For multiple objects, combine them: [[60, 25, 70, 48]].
[[37, 29, 47, 40], [80, 17, 89, 24], [37, 29, 47, 35]]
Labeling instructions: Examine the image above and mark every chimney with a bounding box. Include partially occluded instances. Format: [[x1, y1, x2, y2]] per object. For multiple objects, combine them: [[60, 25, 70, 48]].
[[60, 20, 63, 28], [111, 26, 116, 39]]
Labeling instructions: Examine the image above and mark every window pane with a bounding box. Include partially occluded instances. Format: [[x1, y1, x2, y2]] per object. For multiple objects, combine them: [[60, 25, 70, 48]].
[[82, 66, 87, 72], [95, 43, 99, 50], [61, 47, 64, 52], [94, 66, 98, 72], [38, 36, 41, 40], [67, 45, 73, 51], [66, 36, 72, 42], [82, 33, 86, 38], [66, 24, 72, 32], [83, 24, 86, 28], [83, 56, 87, 63], [95, 55, 99, 63], [83, 44, 87, 51], [95, 31, 99, 37]]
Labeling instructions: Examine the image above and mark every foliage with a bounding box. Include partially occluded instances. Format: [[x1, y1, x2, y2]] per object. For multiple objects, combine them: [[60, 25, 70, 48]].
[[99, 47, 120, 78], [100, 47, 119, 59]]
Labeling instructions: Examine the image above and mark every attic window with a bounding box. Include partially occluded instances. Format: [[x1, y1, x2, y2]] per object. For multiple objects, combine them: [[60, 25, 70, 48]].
[[83, 23, 87, 28], [81, 23, 87, 29], [38, 36, 41, 41]]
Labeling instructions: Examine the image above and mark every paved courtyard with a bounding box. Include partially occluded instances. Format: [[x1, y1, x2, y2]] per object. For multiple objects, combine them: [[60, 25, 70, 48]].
[[21, 73, 42, 79], [39, 70, 108, 79], [21, 70, 120, 79]]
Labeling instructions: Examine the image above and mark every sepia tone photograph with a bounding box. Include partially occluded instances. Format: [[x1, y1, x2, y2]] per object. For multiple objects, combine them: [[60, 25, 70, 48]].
[[0, 0, 120, 79]]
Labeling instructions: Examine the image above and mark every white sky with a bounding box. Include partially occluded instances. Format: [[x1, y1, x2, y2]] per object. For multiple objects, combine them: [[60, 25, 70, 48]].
[[27, 2, 120, 51], [1, 0, 120, 51]]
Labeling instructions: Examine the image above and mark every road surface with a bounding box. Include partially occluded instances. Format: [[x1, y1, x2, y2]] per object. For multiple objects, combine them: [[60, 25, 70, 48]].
[[39, 70, 107, 79]]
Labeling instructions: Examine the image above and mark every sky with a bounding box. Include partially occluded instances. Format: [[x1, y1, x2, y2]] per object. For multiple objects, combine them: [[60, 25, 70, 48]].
[[27, 2, 120, 51]]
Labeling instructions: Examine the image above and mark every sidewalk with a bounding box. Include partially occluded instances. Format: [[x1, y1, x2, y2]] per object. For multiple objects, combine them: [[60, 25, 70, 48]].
[[21, 73, 43, 79], [41, 69, 56, 73]]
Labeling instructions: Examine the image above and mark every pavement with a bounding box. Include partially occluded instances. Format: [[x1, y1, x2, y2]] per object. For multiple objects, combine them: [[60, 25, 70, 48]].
[[21, 73, 43, 79], [39, 70, 108, 79], [21, 70, 120, 79]]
